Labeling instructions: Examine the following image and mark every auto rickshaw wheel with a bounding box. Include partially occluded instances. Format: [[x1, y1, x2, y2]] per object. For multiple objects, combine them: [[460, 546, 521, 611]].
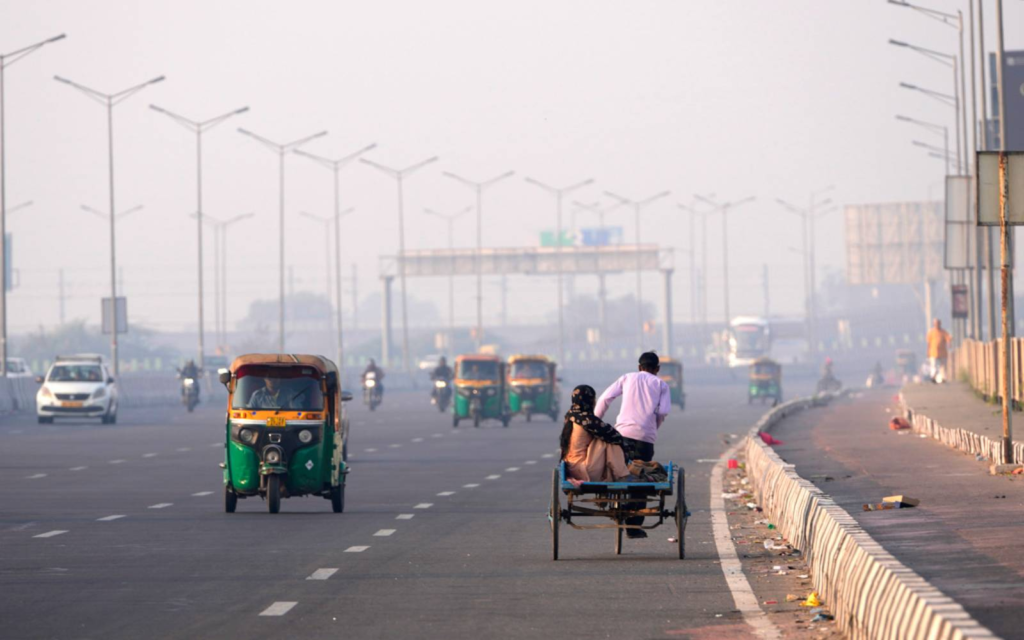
[[267, 475, 281, 514], [502, 416, 510, 428], [224, 486, 237, 513], [452, 415, 459, 428], [526, 412, 532, 423], [473, 414, 481, 428], [331, 483, 345, 513]]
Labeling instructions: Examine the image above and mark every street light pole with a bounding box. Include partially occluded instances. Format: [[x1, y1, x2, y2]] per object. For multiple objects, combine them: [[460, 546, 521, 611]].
[[604, 190, 671, 351], [300, 209, 352, 358], [362, 155, 439, 372], [151, 104, 248, 369], [524, 177, 594, 364], [677, 194, 717, 336], [295, 143, 376, 369], [238, 127, 327, 352], [0, 34, 64, 377], [694, 195, 755, 329], [442, 170, 515, 351], [425, 206, 472, 348], [55, 73, 165, 375], [897, 114, 951, 175], [573, 199, 626, 347], [193, 212, 254, 349]]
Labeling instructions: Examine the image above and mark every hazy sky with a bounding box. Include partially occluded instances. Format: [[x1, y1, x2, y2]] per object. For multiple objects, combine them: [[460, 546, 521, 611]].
[[2, 0, 1021, 334]]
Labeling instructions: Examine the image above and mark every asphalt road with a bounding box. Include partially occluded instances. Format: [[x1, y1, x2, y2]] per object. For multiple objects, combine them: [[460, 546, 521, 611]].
[[0, 377, 812, 640]]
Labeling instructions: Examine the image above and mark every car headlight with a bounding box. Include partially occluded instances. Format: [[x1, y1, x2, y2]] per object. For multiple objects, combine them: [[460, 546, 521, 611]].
[[297, 429, 313, 444], [365, 379, 376, 388], [264, 448, 282, 464], [239, 428, 256, 444], [39, 386, 53, 399], [90, 387, 107, 400], [434, 380, 447, 388]]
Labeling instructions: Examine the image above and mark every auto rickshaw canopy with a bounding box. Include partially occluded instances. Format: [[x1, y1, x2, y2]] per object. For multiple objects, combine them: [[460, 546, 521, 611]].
[[230, 353, 338, 376], [749, 357, 781, 379]]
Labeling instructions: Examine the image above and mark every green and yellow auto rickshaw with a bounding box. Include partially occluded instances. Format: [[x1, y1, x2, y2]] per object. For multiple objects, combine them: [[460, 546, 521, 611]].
[[748, 357, 782, 406], [453, 354, 509, 428], [506, 354, 559, 422], [219, 354, 351, 514], [658, 357, 686, 410]]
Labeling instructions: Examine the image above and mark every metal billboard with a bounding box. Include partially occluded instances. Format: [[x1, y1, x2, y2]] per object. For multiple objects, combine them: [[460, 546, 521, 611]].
[[845, 201, 944, 284]]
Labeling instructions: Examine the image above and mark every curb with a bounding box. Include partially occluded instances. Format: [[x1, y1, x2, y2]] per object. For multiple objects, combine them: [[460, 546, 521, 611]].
[[898, 391, 1024, 466], [744, 392, 999, 640]]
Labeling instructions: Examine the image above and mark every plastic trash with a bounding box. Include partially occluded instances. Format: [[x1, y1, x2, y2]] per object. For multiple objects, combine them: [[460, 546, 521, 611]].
[[811, 613, 834, 622], [786, 594, 799, 602], [727, 459, 739, 469], [800, 592, 822, 607], [759, 432, 785, 446]]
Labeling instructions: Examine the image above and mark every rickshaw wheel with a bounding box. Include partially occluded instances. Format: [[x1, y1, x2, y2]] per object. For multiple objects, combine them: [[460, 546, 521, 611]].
[[473, 415, 481, 428], [526, 412, 532, 423], [615, 516, 623, 556], [550, 469, 560, 561], [267, 475, 281, 514], [502, 417, 510, 428], [224, 486, 237, 513], [452, 415, 459, 428], [331, 483, 345, 513], [675, 467, 687, 560]]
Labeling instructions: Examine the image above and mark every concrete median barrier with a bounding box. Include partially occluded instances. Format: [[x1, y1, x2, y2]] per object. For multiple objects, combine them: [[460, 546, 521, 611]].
[[899, 391, 1024, 466], [744, 393, 997, 640]]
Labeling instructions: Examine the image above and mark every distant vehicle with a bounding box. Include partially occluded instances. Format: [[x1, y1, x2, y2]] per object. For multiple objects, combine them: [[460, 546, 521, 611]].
[[35, 354, 119, 424], [770, 338, 809, 365], [5, 357, 34, 379], [728, 316, 771, 369], [204, 354, 230, 374], [363, 370, 382, 411], [418, 354, 442, 372]]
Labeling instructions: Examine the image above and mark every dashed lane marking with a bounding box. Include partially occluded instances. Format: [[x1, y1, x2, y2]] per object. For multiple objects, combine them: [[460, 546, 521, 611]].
[[306, 568, 338, 580], [33, 530, 68, 539], [374, 529, 396, 537], [177, 447, 191, 452], [541, 453, 554, 459], [411, 437, 424, 443], [69, 466, 87, 471], [97, 515, 126, 522], [506, 467, 520, 472], [437, 491, 455, 496], [413, 503, 433, 509], [209, 443, 221, 448], [142, 453, 158, 458], [148, 503, 173, 509], [462, 483, 480, 488], [525, 460, 537, 465], [192, 491, 214, 497], [396, 514, 414, 520], [26, 473, 47, 479], [364, 448, 378, 453], [344, 546, 370, 553], [431, 433, 444, 438], [388, 444, 402, 449], [486, 474, 501, 480], [259, 602, 297, 616], [109, 459, 126, 465]]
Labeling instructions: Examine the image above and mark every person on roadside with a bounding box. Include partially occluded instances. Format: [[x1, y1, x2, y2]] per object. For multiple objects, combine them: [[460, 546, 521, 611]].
[[926, 319, 952, 382], [595, 351, 671, 539]]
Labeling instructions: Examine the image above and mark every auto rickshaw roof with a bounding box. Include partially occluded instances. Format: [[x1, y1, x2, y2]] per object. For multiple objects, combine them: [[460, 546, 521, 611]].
[[230, 353, 338, 375], [455, 353, 502, 363], [508, 354, 552, 364], [750, 357, 780, 369]]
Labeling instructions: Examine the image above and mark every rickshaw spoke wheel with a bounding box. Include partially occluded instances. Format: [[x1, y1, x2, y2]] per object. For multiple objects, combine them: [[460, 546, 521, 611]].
[[550, 469, 560, 561], [675, 467, 687, 560], [267, 475, 281, 514], [615, 513, 623, 555]]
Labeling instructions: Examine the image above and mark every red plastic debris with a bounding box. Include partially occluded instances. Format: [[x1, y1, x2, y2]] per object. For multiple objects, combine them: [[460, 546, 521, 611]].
[[727, 459, 739, 469], [759, 432, 785, 446], [889, 417, 911, 430]]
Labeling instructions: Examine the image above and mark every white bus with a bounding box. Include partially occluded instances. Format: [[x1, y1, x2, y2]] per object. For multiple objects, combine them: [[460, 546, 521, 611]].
[[728, 316, 771, 369]]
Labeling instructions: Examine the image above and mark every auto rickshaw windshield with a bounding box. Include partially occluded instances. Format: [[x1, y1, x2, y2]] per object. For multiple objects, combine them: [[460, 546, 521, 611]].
[[510, 360, 547, 380], [457, 360, 500, 381], [232, 366, 324, 411]]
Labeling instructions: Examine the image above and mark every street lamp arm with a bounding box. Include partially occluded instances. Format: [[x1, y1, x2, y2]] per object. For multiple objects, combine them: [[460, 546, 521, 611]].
[[224, 212, 256, 227], [887, 0, 959, 27], [300, 211, 330, 224], [563, 178, 594, 194], [603, 190, 631, 205], [638, 190, 671, 208], [199, 106, 250, 131], [481, 170, 516, 189], [111, 76, 166, 105], [442, 171, 477, 188], [1, 33, 66, 68], [7, 201, 34, 215], [117, 205, 144, 219], [360, 157, 399, 177], [54, 75, 109, 105], [399, 156, 439, 176], [693, 193, 722, 210], [237, 127, 284, 151], [525, 177, 557, 194], [339, 207, 355, 217], [775, 198, 806, 217], [150, 104, 200, 131]]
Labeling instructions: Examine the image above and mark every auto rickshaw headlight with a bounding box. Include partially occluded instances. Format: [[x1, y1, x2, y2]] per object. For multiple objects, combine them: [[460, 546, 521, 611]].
[[298, 429, 313, 444], [239, 428, 256, 444], [265, 448, 282, 464]]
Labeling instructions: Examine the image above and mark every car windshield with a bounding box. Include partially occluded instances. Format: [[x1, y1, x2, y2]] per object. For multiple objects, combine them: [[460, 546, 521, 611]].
[[232, 366, 324, 411], [6, 359, 25, 373], [457, 360, 499, 381], [49, 364, 103, 382], [510, 361, 547, 379]]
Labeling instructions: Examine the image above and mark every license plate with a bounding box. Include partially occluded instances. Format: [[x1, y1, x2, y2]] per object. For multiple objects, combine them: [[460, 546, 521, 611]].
[[266, 416, 287, 427], [63, 401, 83, 408]]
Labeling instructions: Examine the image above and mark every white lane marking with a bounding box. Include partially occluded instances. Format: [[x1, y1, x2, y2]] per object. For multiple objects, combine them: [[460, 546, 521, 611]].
[[259, 601, 297, 616], [364, 448, 377, 453], [411, 437, 424, 443], [463, 483, 480, 488], [69, 466, 87, 471], [388, 444, 402, 449], [142, 453, 158, 458], [97, 515, 125, 522], [192, 491, 214, 497], [541, 453, 554, 459], [437, 491, 455, 496], [697, 458, 724, 463], [506, 467, 520, 472], [374, 529, 396, 537], [209, 443, 221, 448], [413, 503, 433, 509], [344, 546, 369, 553], [33, 530, 68, 539], [109, 459, 126, 465], [306, 568, 338, 580], [431, 433, 444, 438], [148, 503, 173, 509], [26, 473, 47, 479], [177, 447, 191, 452], [486, 474, 501, 480], [710, 445, 782, 639], [396, 514, 414, 520], [525, 460, 537, 465]]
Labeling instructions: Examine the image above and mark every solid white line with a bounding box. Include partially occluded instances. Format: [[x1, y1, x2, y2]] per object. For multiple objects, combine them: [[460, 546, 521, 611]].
[[374, 529, 396, 537], [541, 453, 554, 459], [710, 445, 781, 640], [396, 514, 414, 520], [69, 466, 87, 471], [192, 491, 214, 497], [364, 448, 377, 453], [436, 491, 455, 496], [344, 545, 369, 553], [142, 453, 158, 458], [26, 473, 47, 479], [486, 474, 501, 480], [411, 437, 424, 443], [462, 483, 480, 488], [259, 601, 297, 616], [524, 460, 537, 465], [506, 467, 520, 472], [33, 530, 68, 539], [413, 503, 433, 509], [97, 515, 126, 522], [306, 568, 338, 580], [109, 459, 126, 465], [148, 503, 173, 509]]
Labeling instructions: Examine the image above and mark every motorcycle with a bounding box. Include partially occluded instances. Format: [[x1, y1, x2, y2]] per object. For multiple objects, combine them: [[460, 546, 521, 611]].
[[431, 378, 452, 412], [816, 373, 842, 394], [181, 376, 199, 412], [363, 371, 382, 411]]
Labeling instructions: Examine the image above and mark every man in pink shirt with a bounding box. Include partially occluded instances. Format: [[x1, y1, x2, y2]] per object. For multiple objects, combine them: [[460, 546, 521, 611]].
[[595, 351, 671, 538]]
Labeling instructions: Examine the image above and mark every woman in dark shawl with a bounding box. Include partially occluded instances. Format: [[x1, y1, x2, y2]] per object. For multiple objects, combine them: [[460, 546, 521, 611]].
[[559, 385, 633, 482]]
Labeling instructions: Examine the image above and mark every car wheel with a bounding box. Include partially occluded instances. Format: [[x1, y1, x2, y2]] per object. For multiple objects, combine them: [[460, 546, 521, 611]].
[[38, 416, 53, 424]]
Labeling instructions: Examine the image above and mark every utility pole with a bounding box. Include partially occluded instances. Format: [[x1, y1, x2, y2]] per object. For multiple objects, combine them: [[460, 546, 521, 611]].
[[762, 263, 770, 317], [300, 208, 353, 358], [572, 199, 626, 347], [694, 195, 756, 329], [0, 33, 65, 376], [55, 72, 164, 375], [58, 268, 65, 326], [425, 205, 472, 348], [351, 264, 358, 335], [238, 127, 327, 352], [443, 170, 515, 351]]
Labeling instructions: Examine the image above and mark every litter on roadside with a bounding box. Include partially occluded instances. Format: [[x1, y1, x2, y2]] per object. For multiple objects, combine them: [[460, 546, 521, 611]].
[[721, 492, 743, 500], [883, 495, 920, 508], [786, 594, 800, 602], [889, 417, 911, 430], [811, 613, 834, 622], [759, 432, 785, 446], [800, 592, 822, 607]]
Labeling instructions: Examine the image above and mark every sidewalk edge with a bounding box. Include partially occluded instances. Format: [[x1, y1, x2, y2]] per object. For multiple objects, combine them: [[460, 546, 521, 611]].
[[745, 392, 999, 640], [898, 391, 1024, 466]]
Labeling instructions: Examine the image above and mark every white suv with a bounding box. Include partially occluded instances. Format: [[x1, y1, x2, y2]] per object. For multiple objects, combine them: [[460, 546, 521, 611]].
[[36, 356, 119, 424]]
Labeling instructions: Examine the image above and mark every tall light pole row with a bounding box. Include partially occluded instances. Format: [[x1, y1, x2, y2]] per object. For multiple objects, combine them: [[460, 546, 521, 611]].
[[694, 194, 756, 328], [424, 205, 472, 344]]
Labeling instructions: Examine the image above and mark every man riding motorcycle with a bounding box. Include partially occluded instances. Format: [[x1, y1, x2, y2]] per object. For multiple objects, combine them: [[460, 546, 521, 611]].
[[177, 359, 201, 410], [817, 357, 842, 393], [362, 359, 385, 409], [430, 356, 453, 411]]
